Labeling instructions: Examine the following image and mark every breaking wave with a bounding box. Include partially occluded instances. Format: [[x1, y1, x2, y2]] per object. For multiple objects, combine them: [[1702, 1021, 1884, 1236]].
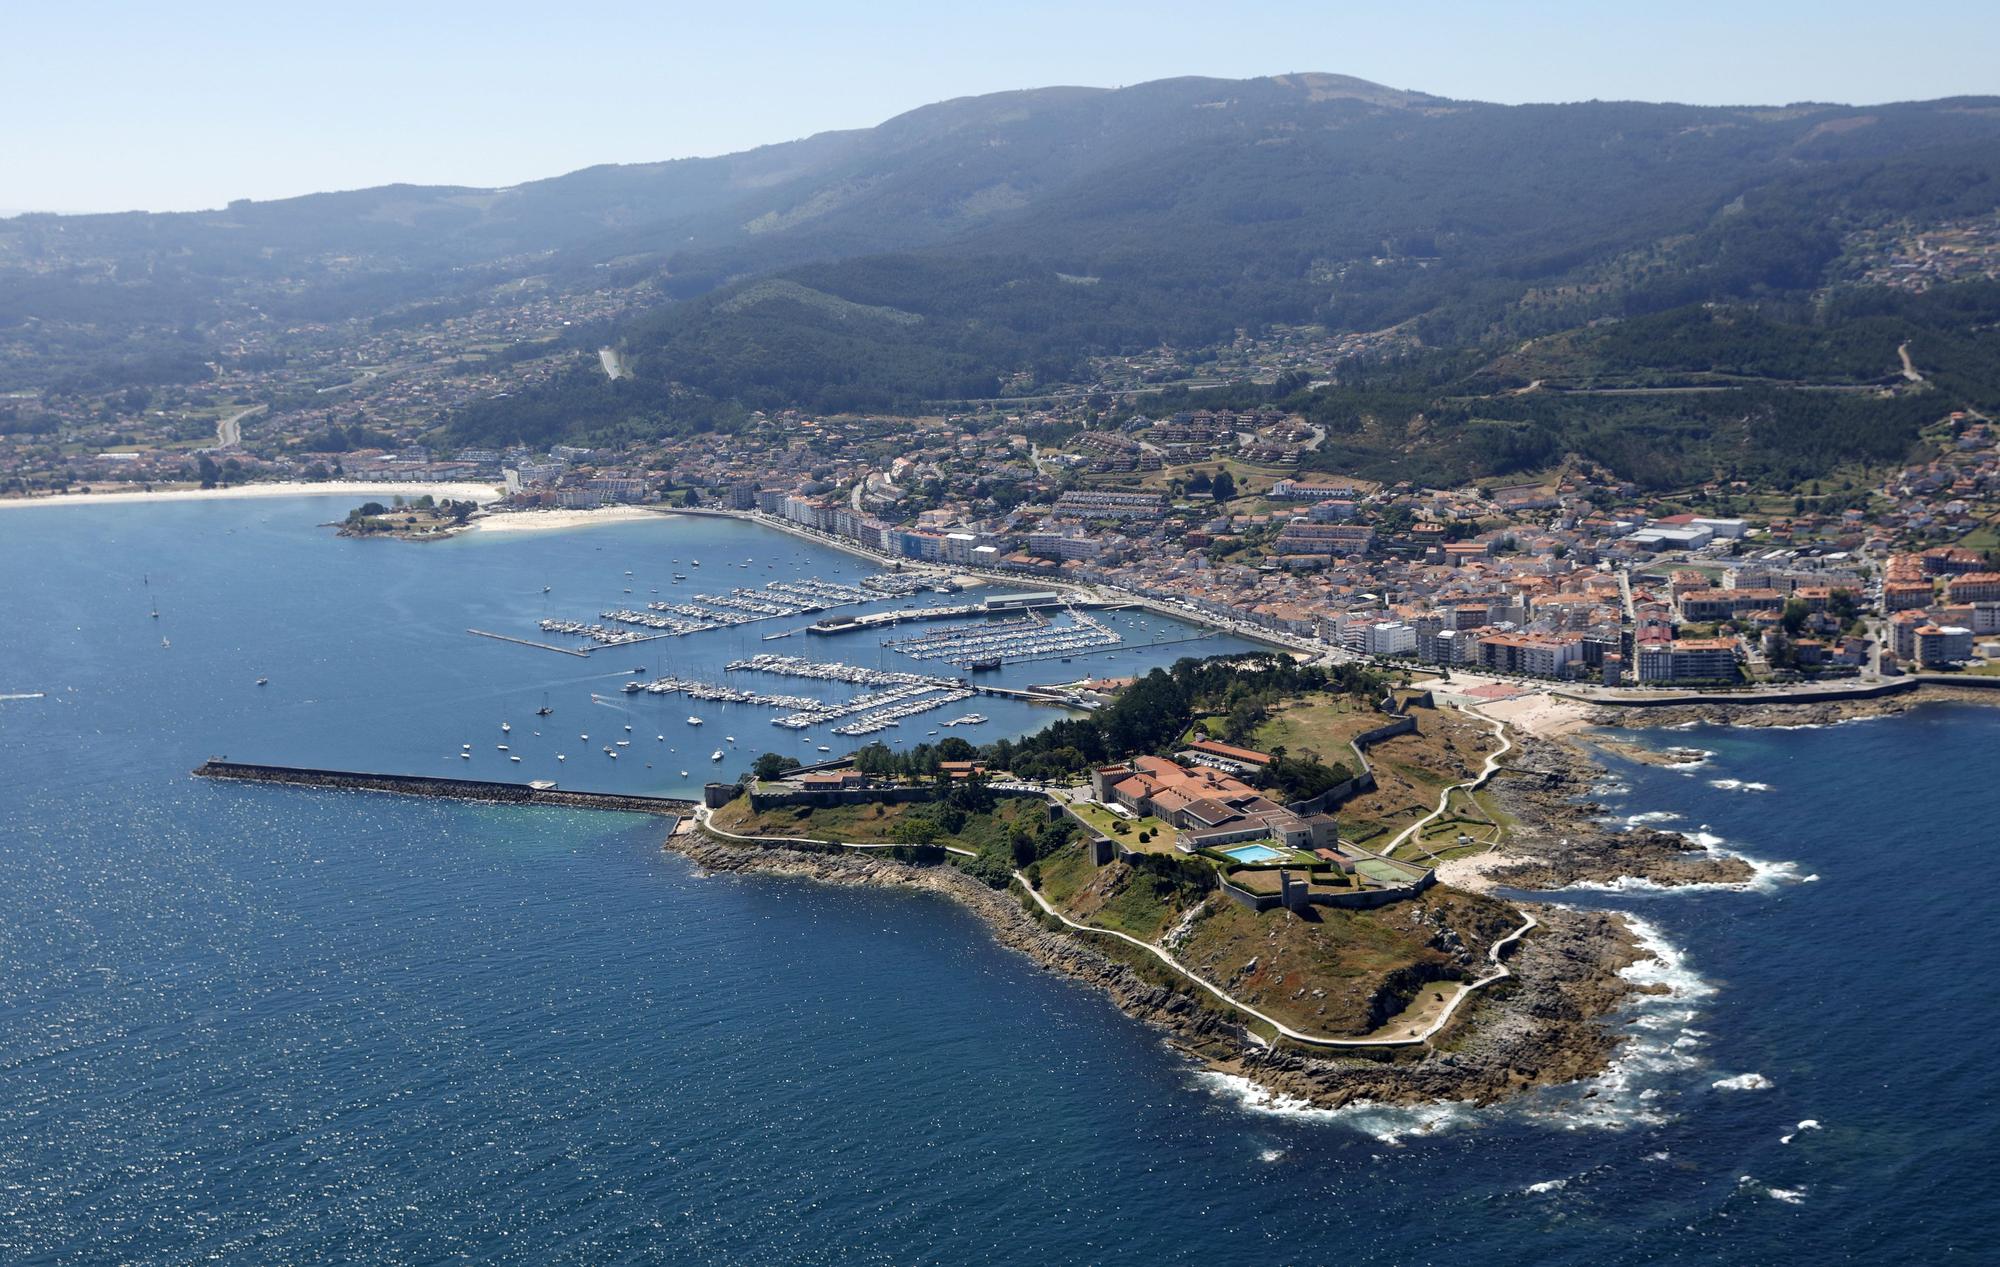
[[1709, 778, 1772, 792]]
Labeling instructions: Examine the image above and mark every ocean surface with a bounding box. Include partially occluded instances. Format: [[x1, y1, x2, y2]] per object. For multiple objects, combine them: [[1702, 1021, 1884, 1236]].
[[3, 498, 1995, 1264]]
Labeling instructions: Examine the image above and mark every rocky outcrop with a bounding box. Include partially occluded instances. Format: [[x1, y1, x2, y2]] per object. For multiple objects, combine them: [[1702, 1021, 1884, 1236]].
[[1234, 906, 1643, 1108], [672, 833, 1650, 1111], [1475, 733, 1756, 889], [1584, 685, 2000, 731]]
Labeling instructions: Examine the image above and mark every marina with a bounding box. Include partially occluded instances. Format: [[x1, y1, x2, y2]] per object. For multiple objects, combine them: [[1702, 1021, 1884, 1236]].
[[881, 604, 1123, 667], [535, 573, 956, 648]]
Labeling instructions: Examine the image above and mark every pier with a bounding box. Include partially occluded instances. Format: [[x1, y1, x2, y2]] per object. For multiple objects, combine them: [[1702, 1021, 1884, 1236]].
[[193, 760, 694, 816], [467, 628, 593, 658]]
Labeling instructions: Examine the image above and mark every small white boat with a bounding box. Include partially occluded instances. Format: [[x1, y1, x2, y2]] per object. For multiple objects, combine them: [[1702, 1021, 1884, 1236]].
[[679, 770, 688, 777], [498, 745, 509, 751], [624, 724, 632, 731], [817, 745, 830, 752], [725, 735, 736, 743], [710, 749, 723, 761], [656, 735, 665, 741], [687, 716, 703, 726], [255, 677, 268, 686], [501, 722, 511, 733], [616, 740, 630, 747], [461, 743, 472, 750], [509, 756, 521, 763], [460, 752, 471, 759], [557, 754, 567, 762], [607, 751, 619, 759], [581, 734, 589, 741]]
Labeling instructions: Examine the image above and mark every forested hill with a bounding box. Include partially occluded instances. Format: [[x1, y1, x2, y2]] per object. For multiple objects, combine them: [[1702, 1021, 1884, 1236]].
[[10, 73, 2000, 452], [440, 76, 2000, 441]]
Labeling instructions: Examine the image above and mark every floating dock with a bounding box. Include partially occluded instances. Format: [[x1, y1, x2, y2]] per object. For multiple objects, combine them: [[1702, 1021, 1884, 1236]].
[[193, 760, 693, 816]]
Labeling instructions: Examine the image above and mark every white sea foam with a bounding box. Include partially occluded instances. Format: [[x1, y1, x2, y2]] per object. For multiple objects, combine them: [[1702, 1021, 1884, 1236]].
[[1258, 1148, 1287, 1163], [1740, 1174, 1808, 1203], [1623, 810, 1683, 826], [1523, 1178, 1568, 1194], [1194, 1071, 1486, 1142], [1191, 1072, 1469, 1143], [1709, 778, 1773, 792], [1693, 832, 1820, 891], [1781, 1118, 1822, 1144], [1193, 1071, 1329, 1120], [1517, 914, 1715, 1133], [1713, 1072, 1774, 1092]]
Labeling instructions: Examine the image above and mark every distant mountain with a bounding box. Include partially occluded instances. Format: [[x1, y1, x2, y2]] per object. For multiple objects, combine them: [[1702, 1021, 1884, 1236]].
[[9, 73, 2000, 443]]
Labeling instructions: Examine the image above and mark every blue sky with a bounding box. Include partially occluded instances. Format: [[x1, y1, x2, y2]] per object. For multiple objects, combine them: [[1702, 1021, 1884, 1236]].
[[4, 0, 1996, 213]]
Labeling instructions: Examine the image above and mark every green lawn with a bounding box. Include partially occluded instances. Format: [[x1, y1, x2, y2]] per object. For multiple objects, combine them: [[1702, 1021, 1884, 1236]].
[[1251, 693, 1379, 765], [1068, 800, 1170, 844]]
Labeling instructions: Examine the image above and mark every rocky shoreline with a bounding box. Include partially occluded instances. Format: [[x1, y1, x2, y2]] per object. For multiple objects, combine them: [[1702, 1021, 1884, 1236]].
[[671, 832, 1655, 1112], [1584, 684, 2000, 731], [1462, 730, 1758, 891]]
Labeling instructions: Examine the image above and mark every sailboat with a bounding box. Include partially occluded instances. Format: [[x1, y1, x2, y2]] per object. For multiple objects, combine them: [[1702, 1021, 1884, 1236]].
[[536, 692, 554, 716]]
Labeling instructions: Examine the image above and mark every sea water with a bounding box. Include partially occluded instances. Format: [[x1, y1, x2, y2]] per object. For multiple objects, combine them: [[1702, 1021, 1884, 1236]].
[[2, 498, 1994, 1264]]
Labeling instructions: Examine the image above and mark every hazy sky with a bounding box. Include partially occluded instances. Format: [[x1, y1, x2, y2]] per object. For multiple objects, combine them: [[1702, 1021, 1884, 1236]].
[[5, 0, 1997, 214]]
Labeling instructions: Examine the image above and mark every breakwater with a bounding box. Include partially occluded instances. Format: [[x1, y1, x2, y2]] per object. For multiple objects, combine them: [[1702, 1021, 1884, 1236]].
[[193, 760, 694, 816]]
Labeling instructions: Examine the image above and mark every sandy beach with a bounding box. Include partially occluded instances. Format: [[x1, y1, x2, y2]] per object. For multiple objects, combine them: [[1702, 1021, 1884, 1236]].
[[0, 481, 506, 510], [468, 506, 674, 534], [1467, 687, 1594, 738]]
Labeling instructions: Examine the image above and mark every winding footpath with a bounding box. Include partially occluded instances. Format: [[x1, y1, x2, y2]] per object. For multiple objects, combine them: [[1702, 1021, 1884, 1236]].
[[1381, 707, 1516, 858], [1016, 872, 1534, 1049]]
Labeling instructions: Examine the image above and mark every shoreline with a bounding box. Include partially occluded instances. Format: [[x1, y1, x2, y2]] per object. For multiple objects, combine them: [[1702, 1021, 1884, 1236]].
[[468, 505, 676, 535], [1580, 682, 2000, 731], [673, 832, 1651, 1112], [0, 480, 506, 510]]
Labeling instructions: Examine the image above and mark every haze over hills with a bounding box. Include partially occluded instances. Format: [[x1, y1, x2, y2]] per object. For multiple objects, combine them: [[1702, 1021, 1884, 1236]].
[[7, 72, 2000, 483]]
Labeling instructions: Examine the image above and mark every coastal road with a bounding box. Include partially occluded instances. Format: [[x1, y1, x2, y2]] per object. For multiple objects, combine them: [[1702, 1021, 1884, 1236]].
[[214, 404, 265, 449]]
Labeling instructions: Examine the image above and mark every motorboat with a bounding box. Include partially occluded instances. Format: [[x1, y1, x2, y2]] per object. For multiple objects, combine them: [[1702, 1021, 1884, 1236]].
[[710, 749, 724, 761], [687, 716, 704, 726]]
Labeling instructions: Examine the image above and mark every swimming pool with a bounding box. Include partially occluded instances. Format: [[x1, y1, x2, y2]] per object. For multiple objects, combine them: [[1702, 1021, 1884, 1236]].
[[1220, 843, 1287, 865]]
